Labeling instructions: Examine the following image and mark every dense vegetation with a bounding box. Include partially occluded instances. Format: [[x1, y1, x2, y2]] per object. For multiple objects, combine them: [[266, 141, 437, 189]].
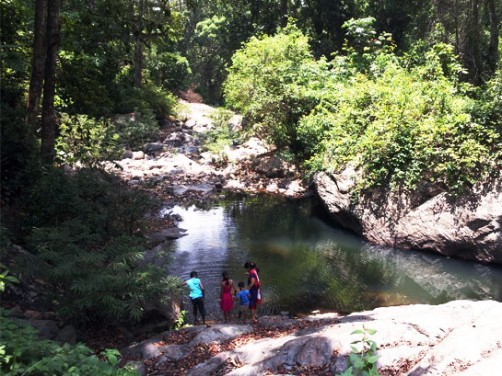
[[224, 23, 501, 191], [0, 0, 500, 373]]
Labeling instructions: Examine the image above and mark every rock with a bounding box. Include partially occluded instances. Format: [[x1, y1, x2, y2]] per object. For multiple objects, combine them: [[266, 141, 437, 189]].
[[163, 132, 186, 147], [157, 344, 188, 362], [191, 300, 502, 376], [185, 146, 200, 157], [121, 150, 133, 159], [147, 227, 188, 243], [143, 142, 165, 156], [132, 151, 145, 160], [253, 155, 296, 178], [189, 324, 254, 346], [28, 319, 60, 340], [55, 325, 77, 345], [314, 171, 502, 265], [141, 340, 162, 360], [168, 184, 214, 197]]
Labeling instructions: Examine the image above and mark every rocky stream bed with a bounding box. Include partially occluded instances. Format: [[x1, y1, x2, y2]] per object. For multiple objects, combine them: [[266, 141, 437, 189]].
[[101, 101, 502, 375]]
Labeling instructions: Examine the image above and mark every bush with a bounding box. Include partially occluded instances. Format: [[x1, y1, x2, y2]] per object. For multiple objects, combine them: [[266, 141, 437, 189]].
[[301, 44, 498, 191], [0, 310, 138, 375], [56, 113, 122, 166], [224, 24, 330, 151], [17, 168, 181, 324], [115, 83, 177, 124], [114, 109, 159, 150], [146, 49, 191, 91], [201, 108, 237, 153]]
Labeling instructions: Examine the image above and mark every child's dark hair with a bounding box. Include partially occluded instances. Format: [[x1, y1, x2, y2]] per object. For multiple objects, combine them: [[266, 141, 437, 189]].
[[190, 271, 198, 278], [244, 261, 259, 272], [222, 271, 230, 286], [238, 281, 245, 288]]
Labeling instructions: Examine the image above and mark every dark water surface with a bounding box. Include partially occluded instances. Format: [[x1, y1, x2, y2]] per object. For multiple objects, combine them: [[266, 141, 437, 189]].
[[162, 194, 502, 321]]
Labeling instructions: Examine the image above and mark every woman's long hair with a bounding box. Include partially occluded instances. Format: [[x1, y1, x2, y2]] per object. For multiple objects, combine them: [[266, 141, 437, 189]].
[[222, 271, 230, 286], [244, 261, 259, 273]]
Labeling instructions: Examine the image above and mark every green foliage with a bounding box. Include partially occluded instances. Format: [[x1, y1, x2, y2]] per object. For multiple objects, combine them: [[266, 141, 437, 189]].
[[225, 21, 499, 192], [341, 17, 395, 74], [146, 49, 191, 91], [224, 24, 330, 151], [173, 310, 189, 330], [113, 109, 159, 150], [338, 326, 380, 376], [115, 83, 177, 123], [302, 43, 498, 191], [201, 108, 238, 156], [0, 310, 138, 375], [56, 114, 122, 166], [58, 50, 115, 117], [0, 265, 19, 293], [17, 168, 177, 324]]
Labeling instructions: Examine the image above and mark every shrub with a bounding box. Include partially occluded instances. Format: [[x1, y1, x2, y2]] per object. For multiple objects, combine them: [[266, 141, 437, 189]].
[[224, 24, 330, 151], [201, 108, 237, 154], [115, 83, 177, 124], [0, 310, 138, 375], [301, 44, 498, 191], [114, 109, 159, 150], [56, 113, 122, 166], [18, 168, 181, 324], [338, 326, 379, 376]]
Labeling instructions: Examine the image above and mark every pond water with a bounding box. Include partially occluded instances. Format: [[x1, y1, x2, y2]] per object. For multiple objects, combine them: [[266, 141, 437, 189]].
[[162, 194, 502, 321]]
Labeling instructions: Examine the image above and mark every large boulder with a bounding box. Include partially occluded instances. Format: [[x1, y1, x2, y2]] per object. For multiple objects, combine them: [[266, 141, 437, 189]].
[[314, 170, 502, 264], [150, 300, 502, 376]]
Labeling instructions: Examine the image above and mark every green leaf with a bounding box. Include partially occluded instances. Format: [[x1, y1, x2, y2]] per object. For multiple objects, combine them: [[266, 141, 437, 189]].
[[365, 328, 377, 335], [366, 355, 379, 364]]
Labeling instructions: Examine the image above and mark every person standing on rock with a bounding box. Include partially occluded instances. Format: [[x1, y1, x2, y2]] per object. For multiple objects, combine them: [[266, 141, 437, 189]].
[[220, 271, 237, 323], [182, 271, 206, 325], [245, 261, 262, 323]]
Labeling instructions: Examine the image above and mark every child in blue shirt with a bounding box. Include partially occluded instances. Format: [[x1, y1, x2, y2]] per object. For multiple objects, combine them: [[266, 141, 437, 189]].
[[182, 271, 206, 325], [236, 281, 250, 323]]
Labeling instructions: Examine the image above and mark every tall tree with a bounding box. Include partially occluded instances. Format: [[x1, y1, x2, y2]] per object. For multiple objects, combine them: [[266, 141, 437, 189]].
[[26, 0, 47, 130], [464, 0, 482, 84], [485, 0, 499, 76], [40, 0, 61, 163]]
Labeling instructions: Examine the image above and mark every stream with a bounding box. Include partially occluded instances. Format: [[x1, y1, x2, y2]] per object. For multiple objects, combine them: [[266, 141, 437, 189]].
[[161, 194, 502, 321]]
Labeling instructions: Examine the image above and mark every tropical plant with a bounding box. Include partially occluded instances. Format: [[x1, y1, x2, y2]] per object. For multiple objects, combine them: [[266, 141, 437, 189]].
[[338, 326, 380, 376], [0, 309, 139, 375], [56, 114, 122, 166], [16, 168, 180, 324]]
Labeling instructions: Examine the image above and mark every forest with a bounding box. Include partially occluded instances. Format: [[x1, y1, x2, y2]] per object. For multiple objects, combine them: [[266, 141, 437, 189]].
[[1, 0, 501, 374]]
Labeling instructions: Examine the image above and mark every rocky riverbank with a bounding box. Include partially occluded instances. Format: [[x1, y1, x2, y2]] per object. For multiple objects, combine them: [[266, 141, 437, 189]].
[[123, 300, 502, 375], [104, 101, 309, 210], [97, 100, 502, 375], [314, 169, 502, 266]]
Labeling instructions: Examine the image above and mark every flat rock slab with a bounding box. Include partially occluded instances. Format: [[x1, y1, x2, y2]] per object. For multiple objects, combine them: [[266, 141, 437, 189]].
[[189, 324, 254, 346], [190, 300, 502, 375]]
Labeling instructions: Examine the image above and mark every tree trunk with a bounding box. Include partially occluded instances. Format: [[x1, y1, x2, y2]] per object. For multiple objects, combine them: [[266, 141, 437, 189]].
[[133, 0, 144, 88], [280, 0, 288, 27], [134, 39, 143, 88], [486, 0, 499, 76], [26, 0, 48, 131], [40, 0, 60, 163], [464, 0, 482, 84]]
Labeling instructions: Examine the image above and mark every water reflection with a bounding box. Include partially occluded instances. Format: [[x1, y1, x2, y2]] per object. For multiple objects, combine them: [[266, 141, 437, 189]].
[[164, 194, 502, 320]]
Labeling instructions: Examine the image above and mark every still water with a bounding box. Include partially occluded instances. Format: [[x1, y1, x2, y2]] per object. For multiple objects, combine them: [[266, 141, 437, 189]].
[[162, 194, 502, 321]]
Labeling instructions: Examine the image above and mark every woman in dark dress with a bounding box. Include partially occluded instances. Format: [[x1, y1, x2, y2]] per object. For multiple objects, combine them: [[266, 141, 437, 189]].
[[244, 261, 261, 323]]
